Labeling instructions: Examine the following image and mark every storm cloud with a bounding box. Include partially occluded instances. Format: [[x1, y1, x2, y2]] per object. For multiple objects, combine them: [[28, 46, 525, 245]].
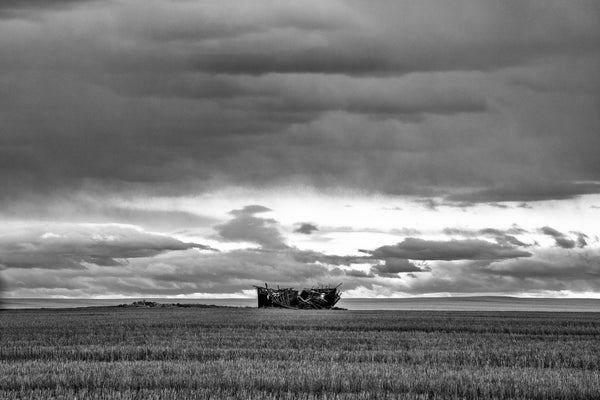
[[371, 258, 427, 277], [480, 251, 600, 280], [448, 182, 600, 203], [0, 224, 213, 270], [216, 205, 288, 249], [294, 223, 319, 235], [444, 227, 530, 247], [0, 0, 598, 205], [539, 226, 587, 249], [363, 238, 531, 261]]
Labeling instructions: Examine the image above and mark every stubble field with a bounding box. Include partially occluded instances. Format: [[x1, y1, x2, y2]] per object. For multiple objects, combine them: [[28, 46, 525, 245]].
[[1, 307, 600, 399]]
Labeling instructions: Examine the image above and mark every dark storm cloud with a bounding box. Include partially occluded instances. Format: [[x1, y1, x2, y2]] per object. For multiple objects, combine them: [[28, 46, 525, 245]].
[[0, 224, 213, 270], [479, 249, 600, 280], [506, 226, 528, 235], [371, 258, 427, 277], [345, 269, 374, 278], [479, 229, 528, 247], [217, 208, 528, 282], [0, 0, 598, 203], [228, 73, 488, 116], [575, 232, 588, 248], [294, 223, 319, 235], [362, 238, 531, 261], [91, 208, 215, 231], [540, 226, 580, 249], [0, 194, 216, 231], [444, 227, 529, 247], [0, 0, 86, 18], [103, 72, 489, 117], [291, 249, 370, 266], [448, 182, 600, 203], [141, 249, 334, 289], [415, 198, 439, 211], [0, 0, 83, 9], [216, 205, 288, 249], [2, 246, 371, 297], [17, 243, 592, 298], [205, 207, 432, 283], [185, 1, 600, 76], [386, 246, 600, 296], [231, 205, 272, 216], [415, 198, 489, 211]]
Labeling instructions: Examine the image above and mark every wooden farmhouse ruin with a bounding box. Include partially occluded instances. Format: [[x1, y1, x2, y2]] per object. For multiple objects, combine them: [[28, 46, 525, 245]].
[[254, 283, 341, 309]]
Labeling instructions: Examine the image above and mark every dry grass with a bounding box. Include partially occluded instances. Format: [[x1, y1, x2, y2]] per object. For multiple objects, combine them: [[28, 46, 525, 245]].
[[1, 307, 600, 399]]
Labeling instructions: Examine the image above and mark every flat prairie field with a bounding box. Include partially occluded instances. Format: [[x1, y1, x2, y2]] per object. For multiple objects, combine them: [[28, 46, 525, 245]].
[[1, 307, 600, 399]]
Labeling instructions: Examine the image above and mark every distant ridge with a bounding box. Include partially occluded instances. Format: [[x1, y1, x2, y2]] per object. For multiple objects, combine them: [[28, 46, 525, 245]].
[[2, 296, 600, 312]]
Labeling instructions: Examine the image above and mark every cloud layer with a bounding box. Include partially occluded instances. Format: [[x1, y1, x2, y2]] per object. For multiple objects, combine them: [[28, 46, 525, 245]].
[[216, 205, 288, 249], [364, 238, 531, 261], [0, 224, 212, 270], [0, 0, 598, 205], [3, 202, 597, 298]]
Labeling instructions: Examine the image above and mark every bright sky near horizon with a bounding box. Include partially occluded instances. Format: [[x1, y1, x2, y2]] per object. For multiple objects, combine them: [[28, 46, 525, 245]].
[[1, 0, 599, 299]]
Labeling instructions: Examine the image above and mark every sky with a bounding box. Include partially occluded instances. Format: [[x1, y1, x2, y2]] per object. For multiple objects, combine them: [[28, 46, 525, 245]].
[[1, 0, 599, 299]]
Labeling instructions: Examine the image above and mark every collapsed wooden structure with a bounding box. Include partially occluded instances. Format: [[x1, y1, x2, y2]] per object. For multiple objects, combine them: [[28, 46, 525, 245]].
[[254, 283, 341, 309]]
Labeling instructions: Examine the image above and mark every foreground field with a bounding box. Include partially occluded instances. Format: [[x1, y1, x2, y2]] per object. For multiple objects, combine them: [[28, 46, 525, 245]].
[[1, 307, 600, 399]]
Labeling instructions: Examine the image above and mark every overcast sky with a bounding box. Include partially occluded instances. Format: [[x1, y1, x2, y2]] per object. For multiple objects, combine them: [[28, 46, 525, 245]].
[[1, 0, 599, 299]]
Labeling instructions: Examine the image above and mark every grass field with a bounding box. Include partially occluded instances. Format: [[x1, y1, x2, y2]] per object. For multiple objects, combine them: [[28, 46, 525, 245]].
[[1, 307, 600, 399]]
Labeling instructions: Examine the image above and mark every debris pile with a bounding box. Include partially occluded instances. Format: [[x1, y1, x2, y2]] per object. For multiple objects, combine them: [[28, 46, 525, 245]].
[[117, 301, 240, 309], [122, 300, 159, 308], [254, 283, 342, 309]]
